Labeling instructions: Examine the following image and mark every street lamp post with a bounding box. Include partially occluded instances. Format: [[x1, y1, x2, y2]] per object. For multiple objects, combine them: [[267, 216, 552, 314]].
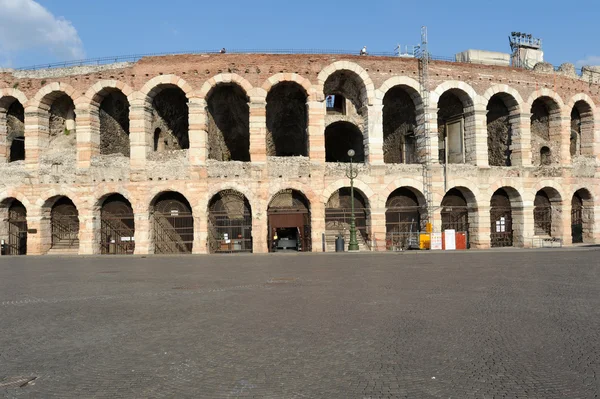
[[346, 149, 359, 251]]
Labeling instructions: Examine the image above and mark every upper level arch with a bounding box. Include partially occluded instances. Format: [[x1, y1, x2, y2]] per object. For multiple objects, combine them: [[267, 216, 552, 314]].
[[197, 73, 253, 101], [261, 73, 314, 101], [317, 61, 375, 106], [81, 79, 135, 109], [481, 84, 525, 114], [138, 74, 194, 104]]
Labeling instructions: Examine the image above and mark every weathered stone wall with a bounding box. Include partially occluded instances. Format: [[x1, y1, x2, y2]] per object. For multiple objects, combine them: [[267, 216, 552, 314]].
[[99, 91, 130, 156], [487, 96, 511, 166], [207, 84, 249, 161], [383, 87, 417, 163], [266, 83, 307, 156], [151, 88, 189, 151]]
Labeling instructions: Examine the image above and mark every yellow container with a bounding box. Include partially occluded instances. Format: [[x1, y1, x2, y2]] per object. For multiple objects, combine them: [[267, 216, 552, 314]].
[[419, 233, 431, 250]]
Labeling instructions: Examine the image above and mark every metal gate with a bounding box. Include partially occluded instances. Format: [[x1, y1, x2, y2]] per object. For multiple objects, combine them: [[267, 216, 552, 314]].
[[51, 198, 79, 249], [208, 191, 252, 253], [441, 189, 470, 247], [7, 201, 27, 255], [534, 192, 552, 236], [571, 194, 584, 243], [385, 189, 425, 250], [101, 196, 135, 254], [325, 188, 370, 250], [268, 189, 311, 252], [153, 195, 193, 254], [490, 190, 513, 247]]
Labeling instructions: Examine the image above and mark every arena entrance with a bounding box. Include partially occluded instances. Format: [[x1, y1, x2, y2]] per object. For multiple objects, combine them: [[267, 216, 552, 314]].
[[152, 192, 193, 254], [100, 194, 135, 255], [208, 190, 252, 254], [325, 188, 370, 251], [534, 188, 561, 237], [51, 197, 79, 250], [571, 189, 593, 244], [267, 189, 311, 252], [441, 188, 471, 248], [6, 200, 27, 255], [385, 187, 426, 250], [490, 189, 513, 247]]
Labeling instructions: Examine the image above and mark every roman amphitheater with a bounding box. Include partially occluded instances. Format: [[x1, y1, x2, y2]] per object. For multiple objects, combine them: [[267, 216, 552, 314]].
[[0, 52, 598, 255]]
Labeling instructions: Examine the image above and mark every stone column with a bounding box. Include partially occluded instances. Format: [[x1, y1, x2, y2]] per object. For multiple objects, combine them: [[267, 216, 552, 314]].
[[0, 110, 7, 162], [192, 206, 207, 254], [249, 99, 267, 163], [308, 100, 325, 163], [425, 106, 440, 164], [78, 210, 96, 255], [370, 210, 387, 251], [368, 103, 384, 165], [559, 200, 572, 245], [512, 112, 532, 166], [129, 101, 151, 172], [188, 98, 207, 166], [27, 209, 48, 255], [23, 109, 44, 171], [473, 108, 489, 167], [75, 107, 99, 169], [474, 204, 491, 249], [133, 211, 151, 255], [310, 202, 325, 252], [557, 116, 571, 165], [521, 201, 535, 248], [252, 212, 268, 253]]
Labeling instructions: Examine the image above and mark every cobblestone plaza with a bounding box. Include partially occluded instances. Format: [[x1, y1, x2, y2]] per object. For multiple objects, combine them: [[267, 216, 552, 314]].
[[1, 249, 600, 398]]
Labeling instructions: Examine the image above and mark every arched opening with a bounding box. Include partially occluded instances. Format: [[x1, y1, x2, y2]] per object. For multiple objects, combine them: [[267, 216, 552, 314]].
[[571, 189, 594, 244], [441, 188, 474, 248], [267, 189, 311, 252], [6, 99, 25, 162], [100, 194, 135, 255], [207, 83, 250, 161], [151, 86, 189, 151], [534, 188, 562, 237], [385, 187, 427, 250], [571, 100, 594, 158], [325, 188, 370, 251], [266, 82, 308, 157], [325, 121, 365, 162], [487, 93, 517, 166], [437, 89, 474, 164], [324, 70, 368, 160], [490, 189, 513, 247], [47, 93, 76, 155], [570, 107, 581, 158], [0, 198, 27, 255], [208, 190, 252, 253], [50, 197, 79, 250], [151, 192, 193, 254], [383, 86, 419, 164], [530, 97, 561, 166], [99, 89, 130, 157]]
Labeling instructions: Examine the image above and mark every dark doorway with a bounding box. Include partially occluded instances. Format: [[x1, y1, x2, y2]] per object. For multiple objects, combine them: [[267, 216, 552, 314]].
[[571, 192, 584, 244], [101, 194, 135, 255], [51, 197, 79, 250], [7, 200, 27, 255], [325, 188, 370, 250], [385, 187, 426, 250], [268, 190, 311, 252], [152, 192, 193, 254], [441, 188, 470, 247], [208, 190, 252, 253], [534, 191, 552, 236], [490, 189, 513, 247]]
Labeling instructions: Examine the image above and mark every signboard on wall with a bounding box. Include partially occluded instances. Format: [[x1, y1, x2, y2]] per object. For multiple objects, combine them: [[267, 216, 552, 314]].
[[444, 229, 456, 250], [431, 232, 443, 250]]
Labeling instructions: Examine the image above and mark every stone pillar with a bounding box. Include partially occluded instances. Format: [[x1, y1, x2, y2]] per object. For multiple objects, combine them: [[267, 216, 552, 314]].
[[249, 99, 266, 163], [23, 109, 44, 171], [252, 213, 268, 253], [27, 209, 48, 255], [192, 208, 207, 254], [133, 211, 151, 255], [308, 100, 325, 163], [512, 112, 532, 166], [188, 98, 207, 165], [368, 103, 384, 165], [431, 206, 443, 233], [0, 110, 7, 162], [75, 107, 99, 169], [473, 109, 489, 167], [129, 101, 151, 171], [370, 210, 387, 251], [425, 106, 440, 164], [592, 205, 600, 244], [521, 201, 535, 248], [594, 110, 600, 163], [557, 116, 571, 165], [78, 210, 96, 255], [559, 201, 572, 245], [474, 204, 491, 249], [310, 202, 325, 252]]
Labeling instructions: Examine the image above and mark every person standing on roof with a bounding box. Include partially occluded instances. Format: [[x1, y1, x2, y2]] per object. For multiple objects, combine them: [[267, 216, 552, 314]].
[[360, 46, 368, 56]]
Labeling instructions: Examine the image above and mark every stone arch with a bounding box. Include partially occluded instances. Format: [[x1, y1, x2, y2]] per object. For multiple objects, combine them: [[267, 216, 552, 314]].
[[203, 183, 257, 219], [567, 94, 596, 158], [484, 88, 522, 167], [261, 73, 315, 101], [198, 73, 253, 101], [533, 186, 562, 237], [385, 186, 427, 249], [322, 178, 375, 206], [267, 181, 318, 209], [207, 189, 253, 254], [41, 195, 80, 253], [317, 61, 375, 106], [266, 81, 308, 157], [150, 190, 194, 254], [528, 90, 564, 166], [205, 80, 250, 161], [324, 184, 371, 250], [0, 197, 28, 255], [96, 192, 135, 255], [571, 187, 594, 244], [29, 83, 78, 159], [432, 81, 479, 164], [382, 81, 422, 164], [440, 186, 478, 248], [139, 74, 194, 102], [490, 186, 524, 247], [267, 189, 312, 252], [0, 90, 28, 163]]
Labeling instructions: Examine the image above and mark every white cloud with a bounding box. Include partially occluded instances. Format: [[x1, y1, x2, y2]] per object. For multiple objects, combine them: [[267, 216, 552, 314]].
[[576, 55, 600, 68], [0, 0, 84, 62]]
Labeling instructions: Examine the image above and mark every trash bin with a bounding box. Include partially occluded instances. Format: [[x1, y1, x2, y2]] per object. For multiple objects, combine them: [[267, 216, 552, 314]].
[[335, 236, 345, 252]]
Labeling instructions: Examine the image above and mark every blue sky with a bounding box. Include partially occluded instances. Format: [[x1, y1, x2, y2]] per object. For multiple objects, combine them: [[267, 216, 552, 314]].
[[1, 0, 599, 68]]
